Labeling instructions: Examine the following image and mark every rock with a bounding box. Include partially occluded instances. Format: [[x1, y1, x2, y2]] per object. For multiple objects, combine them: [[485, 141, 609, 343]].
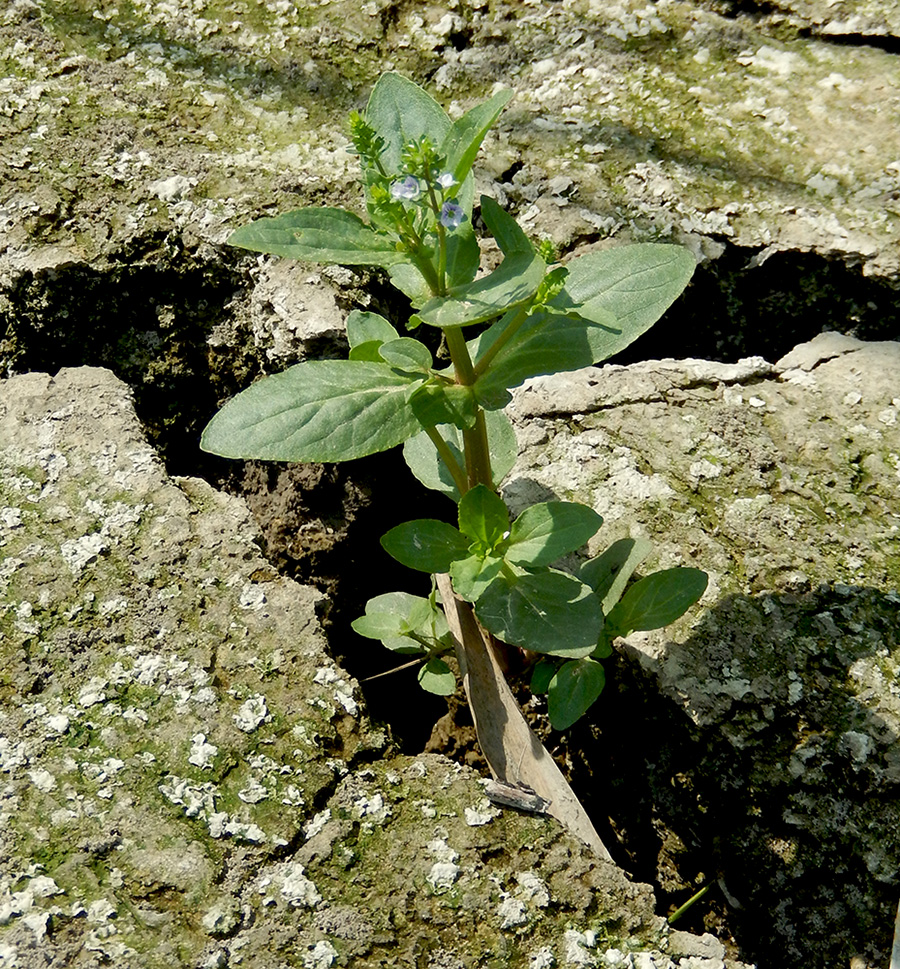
[[506, 335, 900, 968], [0, 366, 735, 968]]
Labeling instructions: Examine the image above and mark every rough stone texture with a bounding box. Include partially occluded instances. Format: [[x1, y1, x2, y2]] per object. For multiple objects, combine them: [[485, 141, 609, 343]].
[[506, 332, 900, 969], [0, 367, 743, 969], [2, 0, 900, 310]]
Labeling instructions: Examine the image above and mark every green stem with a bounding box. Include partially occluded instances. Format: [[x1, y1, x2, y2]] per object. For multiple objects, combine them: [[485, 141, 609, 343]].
[[472, 304, 531, 378], [425, 180, 448, 294], [667, 883, 712, 925], [444, 326, 493, 490], [424, 424, 468, 496]]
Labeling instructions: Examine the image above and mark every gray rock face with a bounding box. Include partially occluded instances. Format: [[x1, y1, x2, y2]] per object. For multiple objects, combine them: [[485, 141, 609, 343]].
[[0, 367, 741, 969], [506, 333, 900, 968], [2, 0, 900, 291]]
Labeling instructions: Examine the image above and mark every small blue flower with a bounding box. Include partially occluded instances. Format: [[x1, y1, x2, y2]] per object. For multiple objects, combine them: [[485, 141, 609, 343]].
[[440, 200, 465, 230], [391, 175, 421, 201], [436, 173, 456, 190]]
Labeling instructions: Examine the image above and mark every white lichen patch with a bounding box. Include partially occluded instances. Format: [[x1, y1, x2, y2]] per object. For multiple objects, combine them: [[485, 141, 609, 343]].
[[464, 798, 500, 826], [233, 694, 269, 732], [257, 862, 322, 910], [303, 940, 338, 969], [563, 929, 598, 966], [188, 733, 218, 769], [426, 837, 460, 891]]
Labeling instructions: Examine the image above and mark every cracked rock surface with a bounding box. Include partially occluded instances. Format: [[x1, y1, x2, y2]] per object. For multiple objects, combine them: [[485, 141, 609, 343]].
[[0, 367, 747, 969], [507, 332, 900, 969]]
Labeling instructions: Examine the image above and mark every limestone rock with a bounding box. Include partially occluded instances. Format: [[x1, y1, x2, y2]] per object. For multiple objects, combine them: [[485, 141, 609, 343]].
[[0, 366, 735, 969], [506, 334, 900, 968]]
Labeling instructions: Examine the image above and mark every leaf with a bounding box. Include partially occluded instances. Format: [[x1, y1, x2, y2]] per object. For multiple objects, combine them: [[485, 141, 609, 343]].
[[351, 591, 432, 654], [530, 659, 556, 694], [449, 553, 504, 602], [555, 243, 695, 336], [415, 197, 546, 328], [606, 568, 708, 637], [348, 341, 388, 362], [408, 381, 478, 430], [418, 657, 456, 696], [474, 568, 603, 658], [505, 501, 603, 567], [346, 310, 399, 348], [200, 361, 422, 463], [379, 337, 433, 370], [579, 536, 654, 614], [380, 519, 470, 573], [365, 72, 451, 180], [457, 484, 509, 548], [441, 89, 514, 188], [228, 207, 404, 266], [470, 243, 695, 398], [401, 409, 518, 501], [547, 659, 606, 730], [471, 308, 617, 402]]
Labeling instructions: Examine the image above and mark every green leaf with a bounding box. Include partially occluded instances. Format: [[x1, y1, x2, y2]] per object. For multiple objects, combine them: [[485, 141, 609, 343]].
[[474, 568, 603, 658], [441, 89, 514, 189], [449, 553, 504, 602], [458, 484, 509, 548], [380, 519, 470, 573], [445, 224, 481, 291], [408, 381, 478, 430], [606, 568, 708, 637], [418, 658, 456, 695], [547, 659, 606, 730], [346, 310, 399, 349], [379, 337, 433, 370], [415, 197, 545, 328], [200, 361, 422, 463], [401, 409, 518, 501], [471, 308, 617, 402], [579, 537, 653, 614], [505, 501, 603, 567], [365, 73, 452, 179], [228, 207, 404, 266], [554, 243, 695, 336], [348, 340, 388, 362], [470, 243, 695, 398], [352, 592, 432, 654], [530, 658, 556, 694]]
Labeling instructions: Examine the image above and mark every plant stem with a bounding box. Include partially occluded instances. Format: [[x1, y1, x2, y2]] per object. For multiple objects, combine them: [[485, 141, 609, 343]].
[[472, 304, 531, 378], [424, 424, 468, 496], [444, 327, 493, 490], [667, 883, 712, 925], [425, 179, 447, 294]]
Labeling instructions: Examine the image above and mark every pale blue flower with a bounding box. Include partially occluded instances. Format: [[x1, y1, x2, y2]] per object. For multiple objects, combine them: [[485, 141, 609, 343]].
[[440, 200, 465, 229], [436, 173, 456, 190], [391, 175, 421, 200]]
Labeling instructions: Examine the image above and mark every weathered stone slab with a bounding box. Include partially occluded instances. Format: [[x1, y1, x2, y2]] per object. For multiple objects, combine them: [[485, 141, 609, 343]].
[[506, 334, 900, 967], [2, 0, 900, 294], [0, 367, 746, 969]]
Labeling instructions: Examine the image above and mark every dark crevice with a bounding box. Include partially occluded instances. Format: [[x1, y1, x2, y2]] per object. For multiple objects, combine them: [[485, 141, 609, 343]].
[[799, 27, 900, 55]]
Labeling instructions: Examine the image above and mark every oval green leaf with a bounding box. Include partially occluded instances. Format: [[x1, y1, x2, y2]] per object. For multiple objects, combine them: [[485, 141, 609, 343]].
[[505, 501, 603, 567], [418, 658, 456, 696], [606, 567, 708, 637], [201, 360, 422, 463], [380, 519, 470, 573], [457, 484, 509, 548], [547, 658, 606, 731], [474, 568, 603, 658], [228, 207, 404, 266]]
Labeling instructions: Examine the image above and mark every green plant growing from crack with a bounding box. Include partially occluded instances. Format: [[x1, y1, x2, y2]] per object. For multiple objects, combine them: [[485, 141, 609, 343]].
[[202, 73, 707, 849]]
